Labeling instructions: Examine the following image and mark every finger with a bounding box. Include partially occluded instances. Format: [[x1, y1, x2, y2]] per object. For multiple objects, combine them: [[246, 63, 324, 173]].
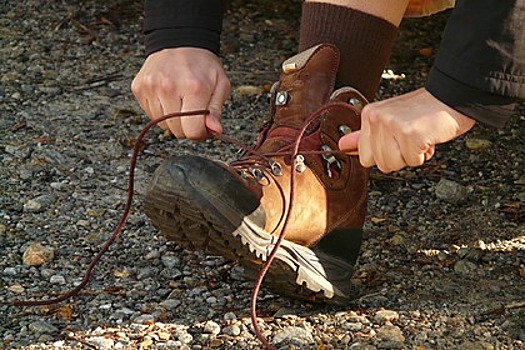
[[396, 140, 426, 168], [374, 134, 406, 173], [158, 95, 184, 138], [205, 77, 230, 135], [143, 97, 168, 131], [424, 146, 435, 161], [180, 92, 211, 140], [339, 130, 360, 153], [358, 107, 375, 168]]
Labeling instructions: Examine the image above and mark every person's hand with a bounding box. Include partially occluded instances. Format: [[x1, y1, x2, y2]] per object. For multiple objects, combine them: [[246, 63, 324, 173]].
[[339, 87, 476, 173], [131, 47, 231, 140]]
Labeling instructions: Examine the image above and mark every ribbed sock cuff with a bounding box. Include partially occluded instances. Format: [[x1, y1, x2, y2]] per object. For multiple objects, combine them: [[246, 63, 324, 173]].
[[299, 3, 399, 100]]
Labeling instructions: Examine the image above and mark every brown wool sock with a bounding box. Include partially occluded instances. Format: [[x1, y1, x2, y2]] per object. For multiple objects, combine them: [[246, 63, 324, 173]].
[[299, 2, 399, 101]]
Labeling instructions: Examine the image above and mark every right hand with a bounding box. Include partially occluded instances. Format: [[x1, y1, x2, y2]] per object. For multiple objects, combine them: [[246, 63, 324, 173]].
[[131, 47, 231, 140]]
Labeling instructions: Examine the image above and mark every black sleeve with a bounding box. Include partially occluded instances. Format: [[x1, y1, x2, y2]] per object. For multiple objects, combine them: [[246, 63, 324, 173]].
[[144, 0, 228, 57], [425, 0, 525, 127]]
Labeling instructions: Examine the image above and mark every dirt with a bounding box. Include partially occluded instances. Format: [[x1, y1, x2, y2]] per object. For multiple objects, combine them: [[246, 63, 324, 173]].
[[0, 0, 523, 349]]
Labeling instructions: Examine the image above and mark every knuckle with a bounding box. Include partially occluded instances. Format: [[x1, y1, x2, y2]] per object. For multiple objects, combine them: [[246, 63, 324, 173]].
[[158, 78, 176, 94], [184, 78, 206, 95]]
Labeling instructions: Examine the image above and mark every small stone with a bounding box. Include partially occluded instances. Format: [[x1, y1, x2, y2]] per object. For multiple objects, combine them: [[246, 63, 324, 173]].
[[376, 324, 405, 343], [161, 253, 180, 268], [85, 208, 106, 217], [230, 265, 244, 281], [3, 267, 17, 276], [23, 199, 42, 212], [343, 322, 363, 332], [76, 219, 90, 228], [145, 250, 160, 260], [454, 260, 478, 275], [465, 138, 492, 151], [28, 320, 58, 333], [373, 309, 400, 324], [203, 320, 221, 335], [49, 275, 66, 284], [86, 336, 115, 350], [133, 314, 155, 324], [177, 332, 193, 344], [160, 299, 182, 310], [53, 341, 65, 347], [158, 331, 171, 340], [435, 178, 467, 202], [23, 243, 55, 266], [224, 312, 237, 321], [139, 339, 154, 348], [7, 283, 25, 294], [273, 326, 314, 346], [222, 324, 241, 336]]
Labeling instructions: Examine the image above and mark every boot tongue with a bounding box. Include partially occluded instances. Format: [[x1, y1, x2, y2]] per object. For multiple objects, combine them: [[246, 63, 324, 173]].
[[259, 44, 340, 152]]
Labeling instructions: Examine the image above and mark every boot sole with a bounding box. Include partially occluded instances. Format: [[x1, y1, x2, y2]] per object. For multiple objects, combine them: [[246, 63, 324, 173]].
[[144, 162, 356, 305]]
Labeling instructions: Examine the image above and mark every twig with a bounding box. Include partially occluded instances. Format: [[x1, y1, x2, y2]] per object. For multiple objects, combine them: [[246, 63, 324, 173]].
[[482, 300, 525, 316]]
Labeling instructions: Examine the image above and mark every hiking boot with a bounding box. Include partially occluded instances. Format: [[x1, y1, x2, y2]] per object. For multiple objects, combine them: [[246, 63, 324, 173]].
[[144, 44, 369, 304]]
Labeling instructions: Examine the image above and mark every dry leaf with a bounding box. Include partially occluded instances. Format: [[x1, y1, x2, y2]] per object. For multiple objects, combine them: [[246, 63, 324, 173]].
[[418, 47, 433, 56], [54, 305, 73, 320]]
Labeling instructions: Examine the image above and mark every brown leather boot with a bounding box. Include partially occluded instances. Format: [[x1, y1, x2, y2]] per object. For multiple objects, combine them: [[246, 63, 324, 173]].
[[144, 44, 369, 304]]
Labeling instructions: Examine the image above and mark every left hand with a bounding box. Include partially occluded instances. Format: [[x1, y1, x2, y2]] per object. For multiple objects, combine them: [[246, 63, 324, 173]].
[[339, 87, 476, 173]]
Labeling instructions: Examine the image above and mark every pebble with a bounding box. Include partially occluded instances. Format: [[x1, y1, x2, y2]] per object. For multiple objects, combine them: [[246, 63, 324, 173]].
[[28, 320, 58, 334], [145, 249, 160, 259], [203, 320, 221, 335], [222, 324, 242, 336], [1, 2, 524, 350], [224, 312, 237, 321], [133, 314, 155, 324], [23, 199, 43, 212], [3, 267, 17, 276], [7, 283, 25, 294], [465, 138, 492, 151], [22, 243, 55, 266], [376, 325, 405, 343], [373, 309, 400, 324], [49, 274, 66, 284], [454, 260, 478, 275], [435, 178, 467, 202], [161, 253, 181, 268], [160, 299, 182, 310], [273, 326, 314, 346], [86, 336, 115, 350]]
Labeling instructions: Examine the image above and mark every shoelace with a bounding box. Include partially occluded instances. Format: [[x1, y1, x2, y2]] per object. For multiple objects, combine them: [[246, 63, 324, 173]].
[[3, 105, 356, 349]]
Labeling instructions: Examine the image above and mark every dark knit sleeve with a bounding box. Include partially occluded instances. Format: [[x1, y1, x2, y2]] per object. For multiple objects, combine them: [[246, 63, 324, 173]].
[[144, 0, 228, 56], [425, 0, 525, 127]]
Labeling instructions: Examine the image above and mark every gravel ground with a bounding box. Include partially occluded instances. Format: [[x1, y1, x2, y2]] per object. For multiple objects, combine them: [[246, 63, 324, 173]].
[[1, 0, 524, 349]]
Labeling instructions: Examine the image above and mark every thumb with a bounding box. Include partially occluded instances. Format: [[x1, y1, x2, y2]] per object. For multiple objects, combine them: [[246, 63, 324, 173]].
[[339, 130, 360, 155]]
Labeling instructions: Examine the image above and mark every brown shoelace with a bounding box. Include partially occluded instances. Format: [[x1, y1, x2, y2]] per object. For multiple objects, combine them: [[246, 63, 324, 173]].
[[3, 105, 354, 350]]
